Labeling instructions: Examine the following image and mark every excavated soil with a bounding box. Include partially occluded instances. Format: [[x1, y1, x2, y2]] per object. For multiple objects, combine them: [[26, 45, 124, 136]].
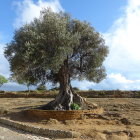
[[0, 97, 140, 140]]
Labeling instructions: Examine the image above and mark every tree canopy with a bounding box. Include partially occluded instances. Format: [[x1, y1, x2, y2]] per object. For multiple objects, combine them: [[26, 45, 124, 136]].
[[0, 75, 9, 89], [3, 6, 110, 88], [8, 73, 38, 91]]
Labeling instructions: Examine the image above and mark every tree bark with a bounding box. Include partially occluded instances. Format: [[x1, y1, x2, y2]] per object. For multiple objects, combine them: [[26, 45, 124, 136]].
[[42, 65, 84, 110], [27, 85, 30, 92]]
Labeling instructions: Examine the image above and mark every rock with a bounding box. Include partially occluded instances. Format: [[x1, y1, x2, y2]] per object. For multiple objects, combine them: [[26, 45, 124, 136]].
[[83, 98, 98, 109], [103, 130, 112, 134], [106, 134, 128, 140], [46, 118, 58, 124], [65, 120, 76, 125], [41, 118, 58, 125], [0, 109, 9, 115], [71, 131, 81, 138], [89, 131, 106, 140], [77, 114, 87, 120], [117, 131, 129, 136], [120, 118, 131, 125], [40, 120, 48, 125]]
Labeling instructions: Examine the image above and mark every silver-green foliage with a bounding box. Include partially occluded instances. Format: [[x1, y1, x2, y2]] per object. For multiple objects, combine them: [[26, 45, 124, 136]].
[[3, 6, 110, 87], [0, 75, 8, 89], [8, 73, 38, 91]]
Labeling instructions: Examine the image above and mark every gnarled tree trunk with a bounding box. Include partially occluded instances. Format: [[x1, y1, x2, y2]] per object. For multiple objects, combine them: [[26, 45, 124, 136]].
[[42, 65, 84, 110]]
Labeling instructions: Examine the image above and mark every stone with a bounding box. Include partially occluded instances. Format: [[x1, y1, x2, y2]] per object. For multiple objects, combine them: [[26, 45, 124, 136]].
[[106, 134, 128, 140], [83, 98, 98, 109], [77, 114, 87, 120], [65, 120, 76, 125], [71, 131, 81, 138], [89, 131, 106, 140], [46, 118, 58, 124], [120, 118, 131, 125], [103, 130, 112, 134], [0, 109, 10, 115], [41, 118, 58, 125], [40, 120, 48, 125]]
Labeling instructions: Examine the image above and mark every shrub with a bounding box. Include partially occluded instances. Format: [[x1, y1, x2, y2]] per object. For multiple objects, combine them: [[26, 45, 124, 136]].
[[73, 87, 80, 91], [48, 86, 60, 91], [36, 83, 47, 91], [36, 89, 44, 91], [89, 88, 92, 91], [54, 86, 60, 90], [71, 103, 80, 110], [99, 92, 105, 95]]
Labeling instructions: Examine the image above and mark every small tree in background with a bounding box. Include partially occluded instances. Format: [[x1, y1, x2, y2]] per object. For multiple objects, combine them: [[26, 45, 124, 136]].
[[0, 75, 9, 90], [15, 77, 38, 92], [8, 73, 38, 92]]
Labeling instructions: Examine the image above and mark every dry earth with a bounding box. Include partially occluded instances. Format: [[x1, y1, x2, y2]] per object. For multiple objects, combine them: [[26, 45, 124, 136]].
[[0, 97, 140, 140]]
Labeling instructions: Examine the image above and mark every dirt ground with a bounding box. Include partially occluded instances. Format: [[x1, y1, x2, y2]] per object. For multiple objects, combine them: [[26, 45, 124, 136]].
[[0, 97, 140, 140]]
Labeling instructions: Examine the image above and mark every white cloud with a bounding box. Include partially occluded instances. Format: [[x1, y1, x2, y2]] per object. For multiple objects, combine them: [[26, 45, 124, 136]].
[[92, 0, 140, 90], [102, 0, 140, 70], [108, 73, 134, 84], [12, 0, 65, 29]]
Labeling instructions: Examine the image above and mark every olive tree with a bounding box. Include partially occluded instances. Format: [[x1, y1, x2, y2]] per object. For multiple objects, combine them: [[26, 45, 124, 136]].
[[3, 7, 109, 110], [8, 73, 38, 92]]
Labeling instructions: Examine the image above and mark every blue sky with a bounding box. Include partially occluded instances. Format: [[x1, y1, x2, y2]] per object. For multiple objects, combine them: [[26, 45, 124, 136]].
[[1, 0, 140, 91]]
